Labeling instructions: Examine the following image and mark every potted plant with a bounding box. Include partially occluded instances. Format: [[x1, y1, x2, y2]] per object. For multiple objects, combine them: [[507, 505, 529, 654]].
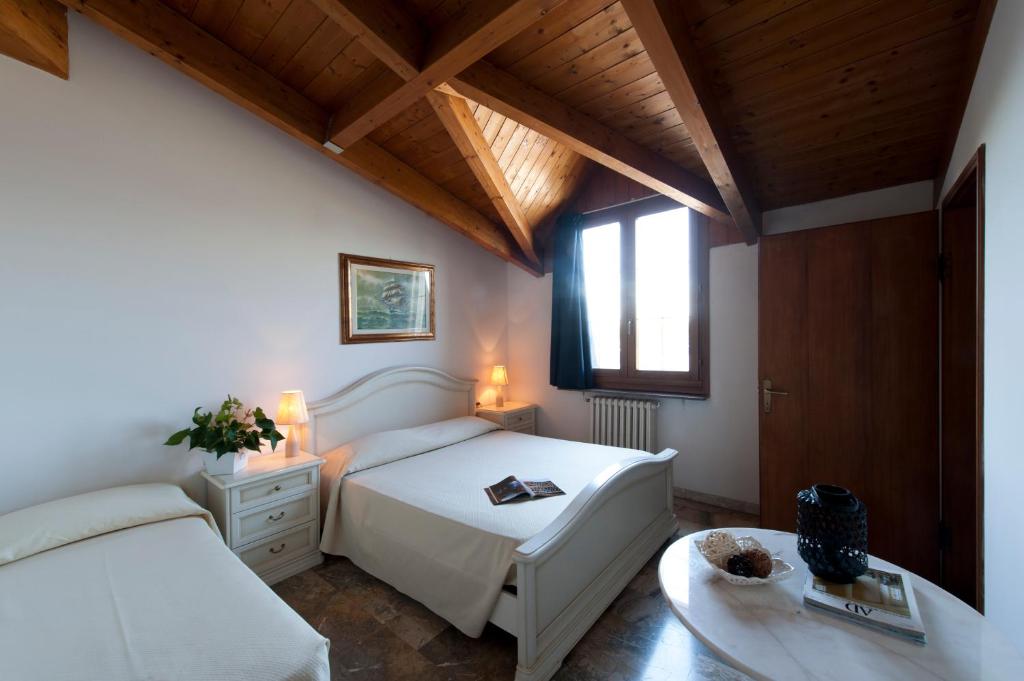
[[165, 396, 284, 475]]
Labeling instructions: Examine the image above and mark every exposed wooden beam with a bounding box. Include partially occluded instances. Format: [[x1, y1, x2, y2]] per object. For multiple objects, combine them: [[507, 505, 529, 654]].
[[0, 0, 68, 79], [427, 91, 540, 265], [448, 61, 730, 223], [324, 0, 565, 150], [307, 0, 421, 80], [621, 0, 761, 243], [934, 0, 996, 204], [56, 0, 540, 276]]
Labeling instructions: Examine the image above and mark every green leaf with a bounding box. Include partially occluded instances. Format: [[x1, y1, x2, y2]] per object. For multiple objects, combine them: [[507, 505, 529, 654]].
[[243, 431, 262, 452], [164, 429, 190, 446]]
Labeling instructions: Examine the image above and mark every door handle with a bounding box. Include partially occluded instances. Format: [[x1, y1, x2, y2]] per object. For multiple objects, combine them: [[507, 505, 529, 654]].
[[761, 379, 789, 414]]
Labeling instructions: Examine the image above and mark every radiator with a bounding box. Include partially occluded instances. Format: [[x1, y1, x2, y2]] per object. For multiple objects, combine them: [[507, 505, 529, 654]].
[[587, 395, 660, 452]]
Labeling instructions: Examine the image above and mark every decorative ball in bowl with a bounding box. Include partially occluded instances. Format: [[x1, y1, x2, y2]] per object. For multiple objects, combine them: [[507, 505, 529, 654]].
[[695, 530, 795, 586]]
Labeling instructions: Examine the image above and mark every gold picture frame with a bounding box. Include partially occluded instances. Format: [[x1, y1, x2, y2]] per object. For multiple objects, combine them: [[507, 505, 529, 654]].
[[340, 254, 436, 344]]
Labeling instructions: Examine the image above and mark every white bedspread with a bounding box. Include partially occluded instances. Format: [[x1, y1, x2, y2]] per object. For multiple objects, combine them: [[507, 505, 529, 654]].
[[320, 428, 649, 636], [0, 486, 329, 681]]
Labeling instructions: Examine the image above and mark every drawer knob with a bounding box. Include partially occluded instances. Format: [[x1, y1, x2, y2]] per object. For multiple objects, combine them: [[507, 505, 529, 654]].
[[269, 543, 286, 554], [271, 484, 282, 493], [268, 511, 286, 522]]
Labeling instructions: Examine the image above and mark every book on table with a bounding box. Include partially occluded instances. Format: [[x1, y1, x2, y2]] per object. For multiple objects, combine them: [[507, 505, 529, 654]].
[[803, 565, 926, 644], [485, 475, 565, 505]]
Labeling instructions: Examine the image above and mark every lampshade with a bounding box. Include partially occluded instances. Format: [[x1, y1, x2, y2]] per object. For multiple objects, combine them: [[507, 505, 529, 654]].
[[276, 390, 309, 426], [490, 365, 509, 386]]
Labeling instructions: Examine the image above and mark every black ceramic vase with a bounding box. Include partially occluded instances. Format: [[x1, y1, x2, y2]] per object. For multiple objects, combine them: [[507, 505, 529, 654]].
[[796, 484, 868, 583]]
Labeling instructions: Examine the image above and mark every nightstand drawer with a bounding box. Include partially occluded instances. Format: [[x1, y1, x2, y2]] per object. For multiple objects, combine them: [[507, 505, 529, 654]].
[[230, 490, 316, 548], [232, 468, 315, 511], [506, 411, 534, 429], [235, 521, 318, 574]]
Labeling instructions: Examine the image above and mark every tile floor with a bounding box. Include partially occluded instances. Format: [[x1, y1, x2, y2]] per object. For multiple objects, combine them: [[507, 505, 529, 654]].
[[273, 498, 759, 680]]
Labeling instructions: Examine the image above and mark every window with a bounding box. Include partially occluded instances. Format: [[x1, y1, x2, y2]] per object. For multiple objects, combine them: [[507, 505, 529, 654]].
[[581, 197, 709, 396]]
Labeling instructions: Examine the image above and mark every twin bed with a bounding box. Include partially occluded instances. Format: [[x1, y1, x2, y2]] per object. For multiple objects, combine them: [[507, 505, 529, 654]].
[[0, 484, 330, 681], [0, 366, 677, 681]]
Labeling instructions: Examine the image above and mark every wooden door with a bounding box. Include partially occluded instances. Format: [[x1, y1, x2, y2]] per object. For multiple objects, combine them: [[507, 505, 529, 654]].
[[759, 212, 940, 582], [939, 146, 984, 610]]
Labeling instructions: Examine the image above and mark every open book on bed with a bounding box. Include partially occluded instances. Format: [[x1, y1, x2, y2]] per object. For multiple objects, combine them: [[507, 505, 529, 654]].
[[485, 476, 565, 505]]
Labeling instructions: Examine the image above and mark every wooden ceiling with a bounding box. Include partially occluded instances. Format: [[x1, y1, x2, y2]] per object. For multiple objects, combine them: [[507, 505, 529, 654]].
[[5, 0, 989, 271]]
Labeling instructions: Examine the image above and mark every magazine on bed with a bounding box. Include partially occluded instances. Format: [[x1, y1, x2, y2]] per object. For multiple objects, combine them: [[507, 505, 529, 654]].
[[485, 475, 565, 505], [803, 566, 926, 644]]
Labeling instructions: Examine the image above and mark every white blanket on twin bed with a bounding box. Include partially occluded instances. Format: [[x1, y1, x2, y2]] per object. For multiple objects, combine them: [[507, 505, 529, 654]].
[[319, 422, 650, 636], [0, 484, 329, 681]]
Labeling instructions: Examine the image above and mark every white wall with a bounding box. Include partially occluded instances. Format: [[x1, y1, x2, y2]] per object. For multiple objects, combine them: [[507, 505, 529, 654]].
[[507, 243, 761, 506], [0, 16, 508, 514], [763, 180, 934, 234], [938, 1, 1024, 653]]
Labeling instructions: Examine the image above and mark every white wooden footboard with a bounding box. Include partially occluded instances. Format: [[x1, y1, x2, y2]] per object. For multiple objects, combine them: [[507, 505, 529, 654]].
[[510, 448, 678, 681]]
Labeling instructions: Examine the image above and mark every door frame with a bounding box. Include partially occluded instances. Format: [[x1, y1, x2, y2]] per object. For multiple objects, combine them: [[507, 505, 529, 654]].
[[939, 144, 985, 611]]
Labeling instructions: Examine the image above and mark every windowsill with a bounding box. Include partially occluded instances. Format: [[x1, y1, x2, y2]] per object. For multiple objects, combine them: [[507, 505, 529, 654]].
[[560, 387, 710, 401]]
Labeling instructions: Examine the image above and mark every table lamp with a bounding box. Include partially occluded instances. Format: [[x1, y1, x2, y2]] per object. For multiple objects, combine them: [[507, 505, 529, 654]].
[[276, 390, 309, 458], [491, 365, 509, 408]]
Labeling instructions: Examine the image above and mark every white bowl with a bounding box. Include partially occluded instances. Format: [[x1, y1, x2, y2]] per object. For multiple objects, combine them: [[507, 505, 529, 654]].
[[694, 534, 796, 586]]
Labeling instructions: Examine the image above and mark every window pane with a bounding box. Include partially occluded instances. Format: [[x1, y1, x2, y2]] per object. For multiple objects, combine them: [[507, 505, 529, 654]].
[[582, 222, 621, 370], [635, 208, 690, 372]]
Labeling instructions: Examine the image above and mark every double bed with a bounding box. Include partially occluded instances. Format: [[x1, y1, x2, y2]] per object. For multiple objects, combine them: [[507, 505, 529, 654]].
[[307, 366, 679, 681]]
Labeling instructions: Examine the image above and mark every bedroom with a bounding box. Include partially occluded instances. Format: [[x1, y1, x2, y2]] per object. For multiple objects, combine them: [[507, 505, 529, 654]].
[[0, 0, 1021, 679]]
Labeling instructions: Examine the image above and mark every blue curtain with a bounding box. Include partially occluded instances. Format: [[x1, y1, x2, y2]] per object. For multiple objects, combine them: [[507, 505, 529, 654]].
[[549, 213, 594, 390]]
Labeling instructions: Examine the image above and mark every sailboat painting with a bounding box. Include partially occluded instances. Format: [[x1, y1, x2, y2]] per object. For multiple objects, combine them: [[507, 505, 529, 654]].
[[340, 254, 435, 343]]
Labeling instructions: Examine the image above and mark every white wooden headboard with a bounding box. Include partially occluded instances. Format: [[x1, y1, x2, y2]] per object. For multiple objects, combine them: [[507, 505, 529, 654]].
[[301, 366, 477, 455]]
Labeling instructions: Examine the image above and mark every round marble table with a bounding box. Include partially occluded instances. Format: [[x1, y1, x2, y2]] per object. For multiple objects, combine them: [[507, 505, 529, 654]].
[[659, 528, 1024, 680]]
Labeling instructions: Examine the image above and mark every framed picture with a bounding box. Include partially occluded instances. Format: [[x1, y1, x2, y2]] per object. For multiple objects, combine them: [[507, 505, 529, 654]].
[[340, 254, 435, 344]]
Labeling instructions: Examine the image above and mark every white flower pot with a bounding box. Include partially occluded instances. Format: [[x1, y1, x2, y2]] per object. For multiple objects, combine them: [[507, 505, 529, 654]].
[[201, 450, 249, 475]]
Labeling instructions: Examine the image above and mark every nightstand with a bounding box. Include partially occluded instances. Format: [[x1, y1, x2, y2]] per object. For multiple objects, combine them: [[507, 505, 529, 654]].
[[476, 401, 537, 435], [202, 451, 324, 586]]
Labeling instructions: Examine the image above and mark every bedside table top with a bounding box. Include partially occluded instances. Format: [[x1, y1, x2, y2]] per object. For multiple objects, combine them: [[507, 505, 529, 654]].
[[476, 401, 535, 414], [201, 451, 323, 490]]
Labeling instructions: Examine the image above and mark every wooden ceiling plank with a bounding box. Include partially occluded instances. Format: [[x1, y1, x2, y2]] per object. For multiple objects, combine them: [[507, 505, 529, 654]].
[[723, 20, 972, 123], [250, 3, 327, 76], [503, 2, 633, 85], [307, 0, 422, 79], [279, 20, 354, 91], [689, 0, 806, 50], [324, 0, 567, 150], [734, 73, 959, 155], [577, 69, 665, 119], [558, 51, 659, 109], [622, 0, 760, 242], [57, 0, 539, 275], [427, 91, 541, 265], [449, 60, 729, 222], [0, 0, 69, 79], [506, 132, 548, 196], [190, 0, 243, 36], [220, 0, 290, 59], [488, 0, 614, 69], [519, 144, 568, 214], [700, 0, 867, 70], [723, 0, 976, 107], [530, 157, 585, 221], [510, 135, 554, 199], [163, 0, 199, 16]]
